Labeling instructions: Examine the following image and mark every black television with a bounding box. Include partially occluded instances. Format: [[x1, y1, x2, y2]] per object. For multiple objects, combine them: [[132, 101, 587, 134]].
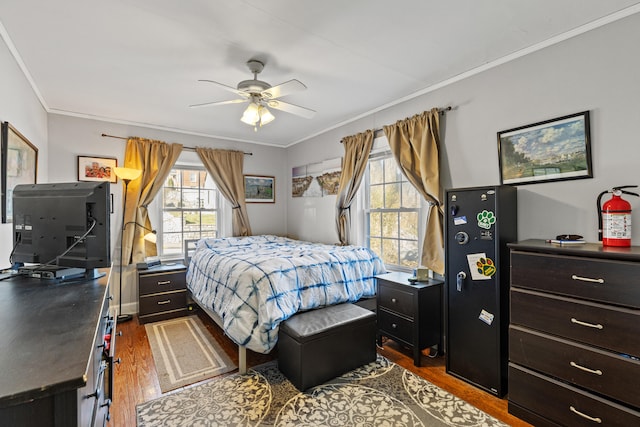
[[11, 181, 111, 279]]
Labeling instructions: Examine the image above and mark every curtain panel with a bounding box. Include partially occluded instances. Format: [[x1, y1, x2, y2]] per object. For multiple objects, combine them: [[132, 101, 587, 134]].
[[195, 147, 252, 237], [383, 108, 444, 274], [335, 129, 374, 245], [122, 137, 183, 265]]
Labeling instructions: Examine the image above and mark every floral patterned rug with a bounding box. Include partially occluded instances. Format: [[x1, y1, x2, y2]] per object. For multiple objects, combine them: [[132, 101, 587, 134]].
[[137, 355, 508, 426]]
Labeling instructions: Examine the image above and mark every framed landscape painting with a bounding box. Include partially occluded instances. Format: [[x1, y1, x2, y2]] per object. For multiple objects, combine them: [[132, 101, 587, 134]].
[[497, 111, 592, 185], [244, 175, 275, 203], [1, 122, 38, 223]]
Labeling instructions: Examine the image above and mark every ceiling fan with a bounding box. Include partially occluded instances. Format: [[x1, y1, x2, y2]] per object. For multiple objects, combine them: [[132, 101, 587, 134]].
[[190, 60, 316, 130]]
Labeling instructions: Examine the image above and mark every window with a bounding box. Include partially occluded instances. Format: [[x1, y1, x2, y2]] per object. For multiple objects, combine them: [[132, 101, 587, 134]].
[[159, 167, 219, 258], [365, 152, 422, 270]]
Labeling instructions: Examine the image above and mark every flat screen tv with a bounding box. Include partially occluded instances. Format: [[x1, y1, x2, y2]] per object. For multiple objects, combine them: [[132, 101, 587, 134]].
[[11, 181, 111, 279]]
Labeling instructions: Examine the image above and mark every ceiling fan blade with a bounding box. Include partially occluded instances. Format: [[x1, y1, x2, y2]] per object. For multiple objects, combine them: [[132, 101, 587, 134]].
[[189, 98, 248, 108], [198, 79, 250, 98], [261, 79, 306, 99], [267, 99, 316, 119]]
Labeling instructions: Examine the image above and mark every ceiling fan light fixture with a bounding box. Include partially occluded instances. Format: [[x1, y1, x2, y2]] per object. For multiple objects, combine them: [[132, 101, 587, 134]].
[[240, 102, 260, 125], [259, 106, 275, 126]]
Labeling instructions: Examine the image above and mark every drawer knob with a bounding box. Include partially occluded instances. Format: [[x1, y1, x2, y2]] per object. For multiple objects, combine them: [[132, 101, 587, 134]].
[[569, 406, 602, 423], [571, 318, 603, 330], [391, 323, 397, 329], [571, 274, 604, 284], [570, 361, 603, 376], [391, 298, 397, 303]]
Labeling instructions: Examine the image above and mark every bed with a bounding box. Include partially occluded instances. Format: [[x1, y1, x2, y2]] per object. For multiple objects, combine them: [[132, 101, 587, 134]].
[[186, 235, 386, 373]]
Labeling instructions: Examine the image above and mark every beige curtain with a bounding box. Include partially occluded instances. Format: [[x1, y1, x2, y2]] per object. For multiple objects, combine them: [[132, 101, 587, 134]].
[[335, 129, 374, 245], [122, 137, 183, 265], [196, 148, 252, 237], [383, 108, 444, 274]]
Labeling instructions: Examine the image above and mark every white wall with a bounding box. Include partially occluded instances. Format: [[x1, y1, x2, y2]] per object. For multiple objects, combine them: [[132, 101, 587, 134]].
[[287, 12, 640, 246], [0, 32, 48, 267]]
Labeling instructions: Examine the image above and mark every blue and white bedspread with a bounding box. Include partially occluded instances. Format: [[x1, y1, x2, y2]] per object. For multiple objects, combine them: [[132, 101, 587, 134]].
[[186, 235, 386, 353]]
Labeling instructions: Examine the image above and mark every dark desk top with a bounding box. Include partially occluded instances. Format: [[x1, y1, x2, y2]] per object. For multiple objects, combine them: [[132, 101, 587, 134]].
[[509, 239, 640, 261], [0, 268, 110, 408]]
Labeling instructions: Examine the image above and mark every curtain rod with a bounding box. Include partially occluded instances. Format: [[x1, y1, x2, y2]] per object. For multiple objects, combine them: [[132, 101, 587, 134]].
[[100, 133, 253, 155], [372, 106, 453, 138]]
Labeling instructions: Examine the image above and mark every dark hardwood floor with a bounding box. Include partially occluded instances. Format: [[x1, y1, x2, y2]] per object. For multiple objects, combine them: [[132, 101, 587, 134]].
[[110, 310, 531, 426]]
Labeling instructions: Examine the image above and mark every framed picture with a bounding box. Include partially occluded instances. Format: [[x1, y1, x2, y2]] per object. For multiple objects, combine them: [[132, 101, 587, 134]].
[[1, 122, 38, 223], [244, 175, 275, 203], [497, 111, 592, 185], [78, 156, 118, 183]]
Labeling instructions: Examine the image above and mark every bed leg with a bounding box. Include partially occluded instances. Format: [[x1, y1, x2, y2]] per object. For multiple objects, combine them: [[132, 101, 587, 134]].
[[238, 345, 247, 374]]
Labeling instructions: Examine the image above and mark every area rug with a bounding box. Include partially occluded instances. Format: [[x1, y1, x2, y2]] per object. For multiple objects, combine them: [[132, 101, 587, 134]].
[[145, 316, 236, 393], [137, 355, 508, 426]]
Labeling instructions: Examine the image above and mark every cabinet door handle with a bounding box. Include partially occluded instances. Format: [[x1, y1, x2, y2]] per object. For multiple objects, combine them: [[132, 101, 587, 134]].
[[157, 300, 171, 305], [569, 406, 602, 423], [571, 274, 604, 284], [570, 361, 603, 376], [571, 318, 603, 329], [158, 280, 171, 285]]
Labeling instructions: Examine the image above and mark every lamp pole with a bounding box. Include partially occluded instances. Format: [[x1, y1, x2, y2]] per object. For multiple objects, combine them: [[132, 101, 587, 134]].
[[114, 167, 142, 323]]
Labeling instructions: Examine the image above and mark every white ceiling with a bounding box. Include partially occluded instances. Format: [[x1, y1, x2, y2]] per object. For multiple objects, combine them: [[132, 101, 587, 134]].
[[2, 0, 640, 147]]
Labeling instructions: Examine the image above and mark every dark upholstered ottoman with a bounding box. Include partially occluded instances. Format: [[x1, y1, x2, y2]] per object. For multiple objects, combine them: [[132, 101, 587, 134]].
[[278, 303, 377, 391]]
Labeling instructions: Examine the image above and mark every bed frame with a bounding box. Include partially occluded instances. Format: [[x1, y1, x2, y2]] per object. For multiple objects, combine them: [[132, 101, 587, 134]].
[[184, 239, 249, 373]]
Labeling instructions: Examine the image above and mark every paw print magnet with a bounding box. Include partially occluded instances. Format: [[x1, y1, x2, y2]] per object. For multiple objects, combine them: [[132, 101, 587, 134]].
[[477, 210, 496, 230]]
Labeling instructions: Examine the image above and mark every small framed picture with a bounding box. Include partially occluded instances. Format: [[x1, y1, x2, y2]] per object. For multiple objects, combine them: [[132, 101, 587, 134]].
[[497, 111, 592, 185], [244, 175, 275, 203], [78, 156, 118, 183]]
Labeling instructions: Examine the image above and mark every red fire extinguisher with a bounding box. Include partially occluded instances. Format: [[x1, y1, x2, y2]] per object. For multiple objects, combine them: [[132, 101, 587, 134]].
[[597, 185, 639, 247]]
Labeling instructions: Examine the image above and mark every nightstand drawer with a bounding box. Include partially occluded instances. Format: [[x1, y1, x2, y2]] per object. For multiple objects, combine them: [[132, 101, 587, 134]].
[[378, 284, 414, 318], [139, 271, 185, 296], [139, 290, 187, 315], [378, 308, 414, 344]]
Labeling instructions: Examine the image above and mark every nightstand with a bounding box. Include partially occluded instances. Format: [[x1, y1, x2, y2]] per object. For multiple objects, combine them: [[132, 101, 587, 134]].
[[138, 263, 189, 324], [376, 271, 443, 366]]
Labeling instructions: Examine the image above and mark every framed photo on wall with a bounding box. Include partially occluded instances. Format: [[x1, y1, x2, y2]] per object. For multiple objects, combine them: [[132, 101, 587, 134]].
[[497, 111, 592, 185], [78, 156, 118, 183], [1, 122, 38, 223], [244, 175, 275, 203]]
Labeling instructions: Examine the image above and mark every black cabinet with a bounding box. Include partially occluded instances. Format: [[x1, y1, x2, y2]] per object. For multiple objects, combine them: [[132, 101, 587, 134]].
[[508, 240, 640, 426], [0, 268, 114, 427], [444, 185, 517, 397], [376, 271, 443, 366], [138, 263, 188, 324]]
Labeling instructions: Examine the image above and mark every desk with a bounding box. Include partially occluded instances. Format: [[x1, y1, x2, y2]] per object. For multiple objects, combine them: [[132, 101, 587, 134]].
[[0, 268, 113, 427]]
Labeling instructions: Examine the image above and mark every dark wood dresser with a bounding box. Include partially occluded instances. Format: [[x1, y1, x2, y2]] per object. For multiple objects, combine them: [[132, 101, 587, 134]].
[[508, 240, 640, 426], [376, 271, 443, 366], [138, 263, 188, 324], [0, 268, 115, 427]]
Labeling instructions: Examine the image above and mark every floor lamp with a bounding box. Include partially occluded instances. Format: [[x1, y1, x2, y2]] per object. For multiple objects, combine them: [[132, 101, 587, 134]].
[[114, 167, 142, 323]]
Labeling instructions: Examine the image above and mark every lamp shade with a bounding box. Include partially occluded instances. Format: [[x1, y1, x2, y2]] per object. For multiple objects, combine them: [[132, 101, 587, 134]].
[[259, 106, 275, 126], [143, 230, 157, 244], [114, 167, 142, 182], [240, 103, 260, 125]]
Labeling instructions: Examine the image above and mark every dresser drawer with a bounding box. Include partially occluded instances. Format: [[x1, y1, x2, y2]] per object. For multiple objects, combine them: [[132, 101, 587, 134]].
[[378, 284, 414, 318], [139, 271, 186, 296], [139, 290, 187, 315], [378, 308, 414, 345], [511, 288, 640, 357], [510, 325, 640, 408], [511, 251, 640, 308], [509, 363, 640, 426]]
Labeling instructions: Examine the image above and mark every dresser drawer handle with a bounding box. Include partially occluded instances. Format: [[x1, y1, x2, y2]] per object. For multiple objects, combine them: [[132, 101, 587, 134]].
[[391, 323, 397, 329], [391, 298, 397, 303], [571, 274, 604, 284], [157, 280, 172, 285], [157, 300, 171, 305], [571, 318, 603, 329], [570, 361, 603, 376], [569, 406, 602, 423]]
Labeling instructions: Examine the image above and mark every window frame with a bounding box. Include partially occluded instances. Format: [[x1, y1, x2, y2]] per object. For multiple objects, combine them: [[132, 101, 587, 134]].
[[362, 149, 426, 272], [153, 165, 222, 260]]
